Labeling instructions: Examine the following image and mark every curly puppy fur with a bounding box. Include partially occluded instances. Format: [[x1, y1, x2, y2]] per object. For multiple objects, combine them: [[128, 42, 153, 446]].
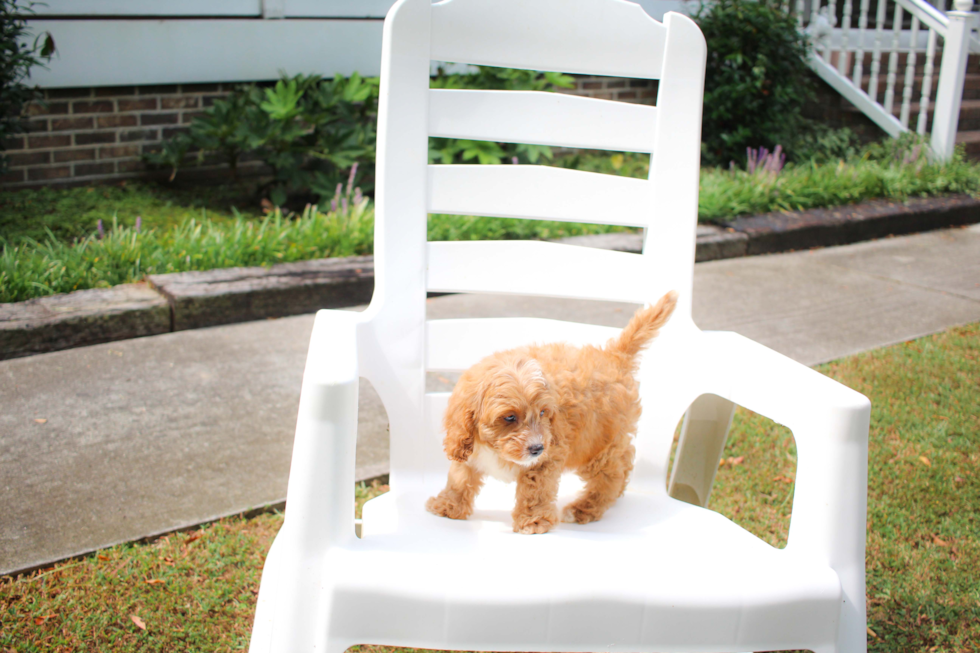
[[426, 291, 678, 534]]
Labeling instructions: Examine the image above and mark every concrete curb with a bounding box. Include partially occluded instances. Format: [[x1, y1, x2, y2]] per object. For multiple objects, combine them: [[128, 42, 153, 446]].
[[2, 194, 978, 360]]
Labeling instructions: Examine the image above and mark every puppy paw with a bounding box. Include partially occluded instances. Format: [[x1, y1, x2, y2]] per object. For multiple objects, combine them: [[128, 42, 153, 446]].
[[513, 511, 558, 534], [425, 494, 472, 520], [561, 503, 601, 524]]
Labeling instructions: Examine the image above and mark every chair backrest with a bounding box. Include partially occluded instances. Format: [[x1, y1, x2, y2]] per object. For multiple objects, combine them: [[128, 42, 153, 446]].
[[360, 0, 707, 491]]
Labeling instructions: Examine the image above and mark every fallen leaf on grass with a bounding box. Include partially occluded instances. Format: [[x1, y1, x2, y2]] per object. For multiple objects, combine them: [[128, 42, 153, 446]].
[[130, 615, 146, 630], [730, 456, 744, 465], [866, 627, 879, 639], [34, 418, 47, 424], [97, 555, 109, 561], [184, 533, 201, 545], [33, 614, 56, 625], [932, 535, 948, 547], [919, 456, 932, 467], [773, 475, 794, 484], [145, 578, 165, 585]]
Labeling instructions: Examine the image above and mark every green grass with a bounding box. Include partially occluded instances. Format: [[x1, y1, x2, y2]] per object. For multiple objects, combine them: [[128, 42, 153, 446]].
[[0, 181, 263, 245], [2, 324, 977, 652]]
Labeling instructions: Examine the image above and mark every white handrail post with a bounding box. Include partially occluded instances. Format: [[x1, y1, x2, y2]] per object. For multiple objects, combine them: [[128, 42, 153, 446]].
[[931, 0, 976, 158]]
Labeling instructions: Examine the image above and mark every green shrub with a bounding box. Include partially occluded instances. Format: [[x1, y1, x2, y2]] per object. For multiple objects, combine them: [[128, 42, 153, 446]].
[[0, 0, 54, 174], [145, 73, 380, 207], [694, 0, 814, 166]]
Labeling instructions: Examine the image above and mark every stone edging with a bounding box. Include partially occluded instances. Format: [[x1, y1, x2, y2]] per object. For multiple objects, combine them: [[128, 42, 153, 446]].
[[2, 195, 978, 361]]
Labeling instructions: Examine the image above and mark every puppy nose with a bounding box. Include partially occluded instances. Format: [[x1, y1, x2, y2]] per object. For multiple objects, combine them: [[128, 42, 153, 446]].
[[528, 444, 544, 457]]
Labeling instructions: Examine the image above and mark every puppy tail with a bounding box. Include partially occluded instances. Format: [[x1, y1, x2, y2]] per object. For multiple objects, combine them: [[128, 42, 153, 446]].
[[607, 290, 678, 359]]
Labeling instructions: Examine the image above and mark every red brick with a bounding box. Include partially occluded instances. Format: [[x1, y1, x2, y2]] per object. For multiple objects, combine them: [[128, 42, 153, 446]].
[[0, 169, 25, 184], [582, 81, 603, 90], [24, 101, 69, 116], [6, 151, 51, 167], [120, 129, 159, 142], [162, 127, 189, 140], [629, 79, 652, 88], [46, 88, 92, 100], [27, 165, 71, 181], [141, 113, 178, 126], [26, 119, 49, 133], [161, 96, 200, 110], [605, 80, 627, 89], [118, 159, 147, 173], [99, 145, 140, 159], [95, 86, 136, 97], [75, 162, 115, 177], [73, 100, 114, 114], [181, 111, 205, 124], [75, 132, 116, 145], [3, 136, 25, 150], [142, 143, 163, 156], [51, 117, 94, 131], [118, 98, 158, 112], [28, 134, 72, 149], [53, 148, 96, 163], [96, 115, 138, 129], [202, 95, 226, 107], [617, 90, 637, 100]]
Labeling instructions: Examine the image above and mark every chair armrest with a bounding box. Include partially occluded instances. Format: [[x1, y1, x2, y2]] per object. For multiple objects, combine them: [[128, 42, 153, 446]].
[[698, 331, 870, 568], [284, 309, 368, 551]]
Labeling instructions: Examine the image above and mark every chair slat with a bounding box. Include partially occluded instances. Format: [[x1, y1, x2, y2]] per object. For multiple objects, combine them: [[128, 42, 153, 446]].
[[426, 318, 621, 371], [429, 89, 657, 153], [427, 240, 656, 303], [428, 165, 651, 227], [430, 0, 667, 79]]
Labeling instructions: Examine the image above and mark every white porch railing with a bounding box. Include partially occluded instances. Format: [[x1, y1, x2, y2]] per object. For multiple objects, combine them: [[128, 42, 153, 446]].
[[783, 0, 978, 158]]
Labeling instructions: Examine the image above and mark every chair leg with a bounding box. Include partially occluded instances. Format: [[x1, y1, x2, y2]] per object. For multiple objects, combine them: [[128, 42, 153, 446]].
[[667, 393, 736, 507]]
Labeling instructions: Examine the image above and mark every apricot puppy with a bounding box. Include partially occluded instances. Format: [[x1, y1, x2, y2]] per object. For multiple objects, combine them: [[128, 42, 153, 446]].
[[426, 291, 678, 534]]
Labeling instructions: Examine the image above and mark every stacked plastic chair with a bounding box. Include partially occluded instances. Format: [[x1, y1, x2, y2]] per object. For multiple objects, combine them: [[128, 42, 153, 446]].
[[249, 1, 871, 652]]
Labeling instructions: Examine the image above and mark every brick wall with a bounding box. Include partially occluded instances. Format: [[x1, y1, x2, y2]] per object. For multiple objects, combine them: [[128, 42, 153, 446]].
[[0, 84, 247, 189], [1, 75, 657, 190]]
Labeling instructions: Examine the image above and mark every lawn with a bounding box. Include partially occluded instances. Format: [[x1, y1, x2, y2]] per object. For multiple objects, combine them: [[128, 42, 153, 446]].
[[2, 323, 977, 653]]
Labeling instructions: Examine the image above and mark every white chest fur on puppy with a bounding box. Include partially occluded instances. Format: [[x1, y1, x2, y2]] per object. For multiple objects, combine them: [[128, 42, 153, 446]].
[[470, 442, 520, 483]]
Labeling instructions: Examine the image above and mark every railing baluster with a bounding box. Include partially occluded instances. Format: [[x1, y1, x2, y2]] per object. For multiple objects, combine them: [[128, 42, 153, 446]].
[[852, 0, 871, 87], [884, 2, 904, 115], [900, 15, 921, 127], [869, 0, 889, 102], [796, 0, 806, 27], [839, 0, 854, 75], [917, 27, 938, 134], [829, 0, 839, 65]]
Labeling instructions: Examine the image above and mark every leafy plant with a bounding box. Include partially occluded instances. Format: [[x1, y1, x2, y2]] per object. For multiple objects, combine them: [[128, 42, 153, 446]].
[[694, 0, 814, 166], [145, 72, 379, 207], [0, 0, 54, 174]]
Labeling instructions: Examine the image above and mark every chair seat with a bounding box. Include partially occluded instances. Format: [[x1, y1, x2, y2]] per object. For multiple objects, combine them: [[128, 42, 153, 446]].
[[329, 479, 842, 653]]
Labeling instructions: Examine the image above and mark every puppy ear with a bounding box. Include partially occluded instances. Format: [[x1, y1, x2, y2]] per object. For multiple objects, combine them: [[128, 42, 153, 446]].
[[444, 379, 478, 463]]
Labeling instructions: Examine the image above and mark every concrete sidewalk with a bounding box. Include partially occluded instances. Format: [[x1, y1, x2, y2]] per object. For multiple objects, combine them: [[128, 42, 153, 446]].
[[2, 224, 979, 575]]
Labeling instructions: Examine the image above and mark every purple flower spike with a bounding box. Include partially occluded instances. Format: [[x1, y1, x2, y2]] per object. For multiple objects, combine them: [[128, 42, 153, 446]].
[[347, 163, 358, 197], [135, 216, 142, 233], [331, 197, 338, 212], [354, 188, 362, 205], [511, 157, 519, 165], [97, 219, 104, 239], [342, 197, 349, 213]]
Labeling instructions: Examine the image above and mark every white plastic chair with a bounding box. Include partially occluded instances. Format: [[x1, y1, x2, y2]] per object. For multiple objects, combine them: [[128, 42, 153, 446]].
[[249, 1, 871, 652]]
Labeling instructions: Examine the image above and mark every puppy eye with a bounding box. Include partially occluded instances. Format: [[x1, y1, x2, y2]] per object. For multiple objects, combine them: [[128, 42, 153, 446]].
[[540, 410, 545, 417], [504, 414, 517, 423]]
